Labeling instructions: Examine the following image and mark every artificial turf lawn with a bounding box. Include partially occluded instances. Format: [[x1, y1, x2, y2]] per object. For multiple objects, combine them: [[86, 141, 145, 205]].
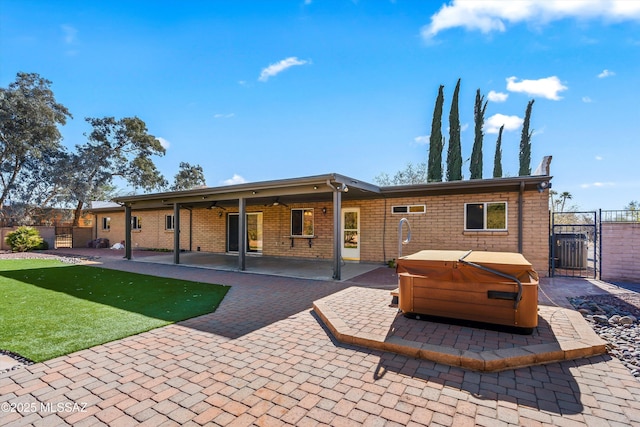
[[0, 259, 229, 362]]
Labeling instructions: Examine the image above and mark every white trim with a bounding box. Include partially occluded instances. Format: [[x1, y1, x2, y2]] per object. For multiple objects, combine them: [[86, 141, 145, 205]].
[[391, 204, 426, 214]]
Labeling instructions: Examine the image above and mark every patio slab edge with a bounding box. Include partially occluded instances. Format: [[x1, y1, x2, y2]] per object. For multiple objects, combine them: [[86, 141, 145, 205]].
[[313, 289, 608, 372]]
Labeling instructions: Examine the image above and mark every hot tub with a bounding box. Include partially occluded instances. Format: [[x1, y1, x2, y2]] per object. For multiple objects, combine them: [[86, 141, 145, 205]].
[[396, 250, 539, 331]]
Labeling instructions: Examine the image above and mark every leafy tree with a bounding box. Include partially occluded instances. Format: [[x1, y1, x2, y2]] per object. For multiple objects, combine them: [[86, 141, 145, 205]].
[[470, 89, 487, 179], [68, 116, 167, 225], [0, 72, 71, 211], [519, 99, 535, 176], [625, 200, 638, 211], [12, 147, 72, 223], [446, 79, 462, 181], [493, 124, 504, 178], [171, 162, 206, 191], [5, 226, 43, 252], [374, 162, 427, 186], [427, 85, 444, 182]]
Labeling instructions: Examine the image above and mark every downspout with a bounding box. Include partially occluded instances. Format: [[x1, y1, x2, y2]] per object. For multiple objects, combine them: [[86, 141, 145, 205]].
[[518, 181, 524, 253]]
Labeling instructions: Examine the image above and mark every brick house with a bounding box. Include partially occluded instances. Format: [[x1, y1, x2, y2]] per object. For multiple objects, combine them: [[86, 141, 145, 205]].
[[91, 166, 552, 280]]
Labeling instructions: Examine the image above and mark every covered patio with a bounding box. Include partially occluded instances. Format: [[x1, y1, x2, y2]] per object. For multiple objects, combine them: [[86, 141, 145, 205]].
[[44, 248, 397, 284]]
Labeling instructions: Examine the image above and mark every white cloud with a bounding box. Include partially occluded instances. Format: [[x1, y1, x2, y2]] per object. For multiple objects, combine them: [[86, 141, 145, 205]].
[[413, 135, 429, 145], [580, 181, 615, 189], [61, 24, 77, 44], [259, 57, 309, 82], [460, 123, 469, 132], [595, 155, 603, 160], [222, 174, 247, 185], [506, 76, 567, 100], [157, 137, 170, 150], [488, 90, 508, 102], [582, 96, 593, 103], [421, 0, 640, 39], [214, 113, 235, 119], [484, 113, 523, 134], [598, 69, 615, 78]]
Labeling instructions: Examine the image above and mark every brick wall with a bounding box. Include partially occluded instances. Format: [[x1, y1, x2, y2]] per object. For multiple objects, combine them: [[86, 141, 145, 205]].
[[98, 187, 549, 276], [96, 209, 191, 250], [601, 222, 640, 282]]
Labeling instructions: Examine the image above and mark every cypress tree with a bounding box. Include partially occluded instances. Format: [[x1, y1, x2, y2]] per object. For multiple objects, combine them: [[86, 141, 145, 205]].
[[493, 124, 504, 178], [470, 89, 487, 179], [519, 99, 535, 176], [446, 79, 462, 181], [427, 85, 444, 182]]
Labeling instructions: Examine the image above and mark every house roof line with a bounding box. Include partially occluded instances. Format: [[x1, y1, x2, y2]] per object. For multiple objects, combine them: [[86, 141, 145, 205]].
[[101, 173, 551, 212]]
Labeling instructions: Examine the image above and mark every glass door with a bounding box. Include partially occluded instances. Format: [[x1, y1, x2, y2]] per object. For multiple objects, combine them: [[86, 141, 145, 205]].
[[227, 213, 262, 253], [341, 208, 360, 260]]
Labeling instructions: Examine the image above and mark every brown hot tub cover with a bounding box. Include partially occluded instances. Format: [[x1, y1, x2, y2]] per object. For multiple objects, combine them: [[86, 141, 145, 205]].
[[396, 250, 539, 330]]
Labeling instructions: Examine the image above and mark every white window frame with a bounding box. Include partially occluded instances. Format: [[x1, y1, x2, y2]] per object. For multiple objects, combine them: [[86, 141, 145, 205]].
[[102, 217, 111, 231], [391, 204, 426, 215], [132, 216, 142, 230], [291, 208, 314, 237], [165, 214, 175, 231], [464, 202, 508, 231]]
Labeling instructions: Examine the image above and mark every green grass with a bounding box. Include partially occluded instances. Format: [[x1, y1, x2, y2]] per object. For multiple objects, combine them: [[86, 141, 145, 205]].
[[0, 259, 229, 362]]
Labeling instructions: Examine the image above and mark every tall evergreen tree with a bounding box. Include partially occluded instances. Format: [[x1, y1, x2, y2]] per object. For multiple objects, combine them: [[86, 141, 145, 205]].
[[427, 85, 444, 182], [470, 89, 487, 179], [446, 79, 462, 181], [519, 99, 535, 176], [493, 124, 504, 178]]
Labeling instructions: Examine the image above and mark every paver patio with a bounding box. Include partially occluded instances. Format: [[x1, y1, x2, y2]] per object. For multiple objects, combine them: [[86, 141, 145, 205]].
[[1, 253, 639, 426]]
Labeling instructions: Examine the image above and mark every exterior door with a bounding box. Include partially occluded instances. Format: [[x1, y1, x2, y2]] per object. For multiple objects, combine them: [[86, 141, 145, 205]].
[[227, 213, 263, 253], [341, 208, 360, 261]]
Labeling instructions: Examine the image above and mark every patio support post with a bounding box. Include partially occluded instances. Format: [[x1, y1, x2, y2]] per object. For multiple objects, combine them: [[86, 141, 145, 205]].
[[238, 197, 246, 271], [124, 205, 132, 260], [173, 203, 180, 264], [332, 189, 342, 280]]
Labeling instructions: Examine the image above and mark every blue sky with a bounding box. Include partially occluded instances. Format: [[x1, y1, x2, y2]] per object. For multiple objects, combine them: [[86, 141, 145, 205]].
[[1, 0, 639, 210]]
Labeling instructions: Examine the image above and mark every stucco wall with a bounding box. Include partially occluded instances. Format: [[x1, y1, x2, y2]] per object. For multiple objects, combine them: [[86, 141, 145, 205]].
[[601, 222, 640, 282]]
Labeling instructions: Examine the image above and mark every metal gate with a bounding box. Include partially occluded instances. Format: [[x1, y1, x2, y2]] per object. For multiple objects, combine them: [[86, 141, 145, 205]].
[[550, 211, 598, 278], [55, 226, 73, 248]]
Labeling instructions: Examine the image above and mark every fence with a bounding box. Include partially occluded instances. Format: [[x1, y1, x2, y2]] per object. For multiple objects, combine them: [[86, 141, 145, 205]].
[[0, 226, 94, 250], [600, 210, 640, 283]]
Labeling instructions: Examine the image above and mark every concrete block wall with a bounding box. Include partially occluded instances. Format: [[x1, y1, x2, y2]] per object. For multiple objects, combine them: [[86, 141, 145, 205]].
[[601, 222, 640, 282]]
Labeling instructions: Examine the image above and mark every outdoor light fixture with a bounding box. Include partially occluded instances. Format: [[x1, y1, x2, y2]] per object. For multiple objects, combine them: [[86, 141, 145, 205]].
[[322, 207, 327, 215], [313, 186, 318, 190], [218, 211, 223, 218], [537, 181, 551, 193]]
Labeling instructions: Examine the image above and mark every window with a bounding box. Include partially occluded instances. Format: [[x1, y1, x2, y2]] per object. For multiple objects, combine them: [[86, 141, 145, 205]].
[[291, 208, 314, 237], [102, 217, 111, 231], [465, 202, 507, 231], [132, 216, 142, 230], [165, 215, 175, 231], [392, 205, 426, 214]]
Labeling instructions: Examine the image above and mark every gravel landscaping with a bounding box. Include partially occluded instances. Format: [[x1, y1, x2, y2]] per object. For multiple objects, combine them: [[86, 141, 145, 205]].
[[570, 291, 640, 378]]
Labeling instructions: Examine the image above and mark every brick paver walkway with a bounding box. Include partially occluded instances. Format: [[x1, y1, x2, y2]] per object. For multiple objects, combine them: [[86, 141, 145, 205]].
[[1, 258, 640, 426]]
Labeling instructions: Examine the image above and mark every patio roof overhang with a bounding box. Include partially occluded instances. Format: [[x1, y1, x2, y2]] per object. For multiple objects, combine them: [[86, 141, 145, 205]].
[[112, 173, 381, 210]]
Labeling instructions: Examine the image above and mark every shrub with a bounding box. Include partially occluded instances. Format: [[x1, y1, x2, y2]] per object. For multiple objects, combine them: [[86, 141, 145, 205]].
[[5, 226, 44, 252]]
